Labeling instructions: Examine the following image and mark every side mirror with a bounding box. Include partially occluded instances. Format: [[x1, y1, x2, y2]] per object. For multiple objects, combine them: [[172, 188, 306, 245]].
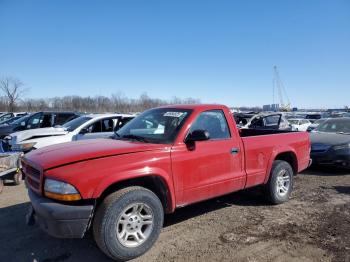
[[185, 129, 210, 143], [79, 128, 88, 134], [20, 121, 26, 126]]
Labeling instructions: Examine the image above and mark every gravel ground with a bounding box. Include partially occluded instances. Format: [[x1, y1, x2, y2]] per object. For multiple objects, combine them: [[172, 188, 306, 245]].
[[0, 167, 349, 262]]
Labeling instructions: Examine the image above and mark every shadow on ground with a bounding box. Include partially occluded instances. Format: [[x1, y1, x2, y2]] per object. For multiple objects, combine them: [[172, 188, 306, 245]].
[[164, 187, 266, 227], [0, 166, 348, 262], [0, 187, 267, 262], [301, 166, 350, 176], [333, 186, 350, 195]]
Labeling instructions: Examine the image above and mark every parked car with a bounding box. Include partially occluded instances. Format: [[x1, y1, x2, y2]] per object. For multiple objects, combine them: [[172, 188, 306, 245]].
[[305, 113, 324, 123], [0, 152, 23, 193], [0, 115, 24, 125], [23, 104, 311, 261], [0, 112, 79, 139], [307, 118, 328, 132], [4, 114, 135, 152], [288, 119, 311, 131], [310, 117, 350, 168], [242, 113, 292, 130], [0, 112, 28, 123], [233, 112, 256, 127]]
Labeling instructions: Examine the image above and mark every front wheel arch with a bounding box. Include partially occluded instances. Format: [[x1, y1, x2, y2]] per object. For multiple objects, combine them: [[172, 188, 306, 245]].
[[96, 175, 173, 213]]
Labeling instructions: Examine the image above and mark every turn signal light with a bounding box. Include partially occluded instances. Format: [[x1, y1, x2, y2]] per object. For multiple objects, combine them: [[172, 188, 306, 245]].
[[44, 191, 82, 201]]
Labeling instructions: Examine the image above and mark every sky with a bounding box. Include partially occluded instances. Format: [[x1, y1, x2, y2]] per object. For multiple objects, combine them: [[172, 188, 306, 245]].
[[0, 0, 349, 108]]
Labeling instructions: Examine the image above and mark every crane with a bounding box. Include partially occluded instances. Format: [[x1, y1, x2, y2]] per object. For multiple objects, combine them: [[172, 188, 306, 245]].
[[273, 66, 291, 112]]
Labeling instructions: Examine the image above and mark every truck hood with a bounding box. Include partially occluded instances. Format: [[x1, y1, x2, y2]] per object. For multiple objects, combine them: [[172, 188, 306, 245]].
[[24, 138, 167, 170], [10, 127, 68, 144]]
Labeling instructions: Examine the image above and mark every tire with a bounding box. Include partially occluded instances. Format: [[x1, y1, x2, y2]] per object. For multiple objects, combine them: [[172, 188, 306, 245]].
[[13, 171, 22, 185], [0, 179, 3, 194], [93, 186, 164, 261], [265, 160, 294, 204]]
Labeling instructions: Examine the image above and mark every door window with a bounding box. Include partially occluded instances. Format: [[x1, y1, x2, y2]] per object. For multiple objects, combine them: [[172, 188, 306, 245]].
[[102, 119, 114, 132], [55, 113, 76, 125], [40, 114, 53, 128], [264, 115, 281, 126], [26, 113, 43, 129], [86, 120, 102, 133], [189, 110, 230, 140], [115, 117, 134, 131], [85, 117, 131, 134]]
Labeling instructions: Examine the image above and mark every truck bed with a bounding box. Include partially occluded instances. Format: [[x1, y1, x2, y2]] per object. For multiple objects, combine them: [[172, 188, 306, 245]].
[[239, 128, 296, 137], [240, 130, 310, 189]]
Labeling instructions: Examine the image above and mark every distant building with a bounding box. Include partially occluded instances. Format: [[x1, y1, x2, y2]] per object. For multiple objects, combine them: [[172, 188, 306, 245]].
[[327, 108, 350, 113], [263, 104, 279, 112]]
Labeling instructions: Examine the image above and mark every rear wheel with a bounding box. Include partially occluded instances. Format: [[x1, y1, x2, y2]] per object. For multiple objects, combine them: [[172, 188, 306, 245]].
[[93, 186, 164, 261], [265, 160, 293, 204]]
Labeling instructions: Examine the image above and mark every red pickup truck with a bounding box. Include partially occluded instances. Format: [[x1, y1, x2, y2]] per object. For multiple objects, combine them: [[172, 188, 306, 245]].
[[23, 104, 311, 261]]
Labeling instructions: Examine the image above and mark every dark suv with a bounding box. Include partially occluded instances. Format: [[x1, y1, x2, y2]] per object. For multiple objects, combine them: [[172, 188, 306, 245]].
[[0, 112, 79, 139]]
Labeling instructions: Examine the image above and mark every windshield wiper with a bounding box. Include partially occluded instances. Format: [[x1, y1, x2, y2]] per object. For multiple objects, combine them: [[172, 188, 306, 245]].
[[120, 134, 149, 142]]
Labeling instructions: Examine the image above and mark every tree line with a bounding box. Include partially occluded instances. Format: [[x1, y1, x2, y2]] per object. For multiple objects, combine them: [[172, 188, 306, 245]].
[[0, 76, 200, 113]]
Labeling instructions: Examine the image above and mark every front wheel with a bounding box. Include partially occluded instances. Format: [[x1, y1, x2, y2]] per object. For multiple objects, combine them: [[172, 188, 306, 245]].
[[265, 160, 294, 204], [13, 171, 23, 185], [93, 186, 164, 261], [0, 179, 3, 193]]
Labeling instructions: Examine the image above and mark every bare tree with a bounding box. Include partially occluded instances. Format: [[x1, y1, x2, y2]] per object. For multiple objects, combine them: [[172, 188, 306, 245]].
[[18, 93, 201, 113], [0, 77, 27, 112]]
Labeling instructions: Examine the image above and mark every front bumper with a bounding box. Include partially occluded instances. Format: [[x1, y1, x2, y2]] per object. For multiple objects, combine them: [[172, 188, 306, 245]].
[[27, 189, 94, 238], [311, 151, 350, 168]]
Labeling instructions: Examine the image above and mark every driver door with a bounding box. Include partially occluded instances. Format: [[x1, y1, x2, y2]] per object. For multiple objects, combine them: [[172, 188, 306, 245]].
[[171, 110, 245, 206]]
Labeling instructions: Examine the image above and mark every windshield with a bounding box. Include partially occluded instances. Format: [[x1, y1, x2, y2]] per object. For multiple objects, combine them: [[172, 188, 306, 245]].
[[11, 114, 32, 125], [62, 116, 92, 132], [306, 114, 321, 120], [314, 119, 327, 125], [0, 116, 21, 125], [116, 108, 192, 144], [315, 118, 350, 134]]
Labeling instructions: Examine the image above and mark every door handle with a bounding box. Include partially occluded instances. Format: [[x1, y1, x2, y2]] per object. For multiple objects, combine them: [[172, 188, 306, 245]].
[[231, 148, 240, 154]]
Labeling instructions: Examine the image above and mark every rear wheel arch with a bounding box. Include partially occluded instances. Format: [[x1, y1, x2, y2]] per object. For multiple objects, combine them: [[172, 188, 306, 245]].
[[275, 151, 298, 175], [265, 150, 298, 184]]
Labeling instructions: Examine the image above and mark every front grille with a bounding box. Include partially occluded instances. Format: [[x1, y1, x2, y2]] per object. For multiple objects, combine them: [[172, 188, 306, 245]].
[[22, 161, 42, 193]]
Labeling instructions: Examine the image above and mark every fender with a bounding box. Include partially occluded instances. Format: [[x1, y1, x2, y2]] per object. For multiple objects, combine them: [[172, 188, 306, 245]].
[[92, 166, 176, 212], [263, 145, 298, 184]]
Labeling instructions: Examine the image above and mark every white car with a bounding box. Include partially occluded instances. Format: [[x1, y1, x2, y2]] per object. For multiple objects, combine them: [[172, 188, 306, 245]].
[[4, 114, 135, 152], [288, 118, 311, 131], [242, 113, 291, 130]]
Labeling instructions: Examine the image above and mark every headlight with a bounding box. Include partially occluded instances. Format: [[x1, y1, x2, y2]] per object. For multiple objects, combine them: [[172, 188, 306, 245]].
[[44, 178, 81, 201], [333, 143, 350, 151], [12, 142, 37, 152]]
